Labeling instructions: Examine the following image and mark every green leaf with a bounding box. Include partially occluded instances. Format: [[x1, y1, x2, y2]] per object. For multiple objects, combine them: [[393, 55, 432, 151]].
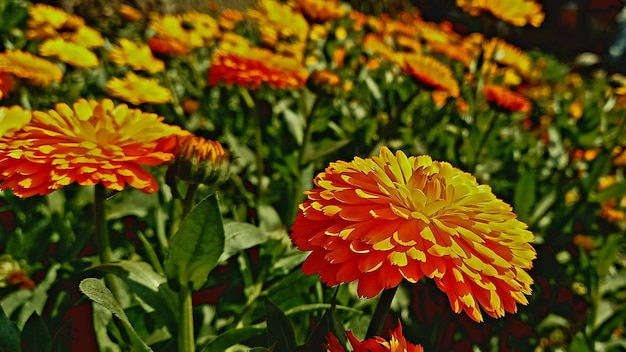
[[590, 180, 626, 203], [568, 334, 592, 352], [199, 325, 266, 352], [165, 194, 225, 291], [21, 313, 51, 352], [593, 307, 626, 342], [79, 278, 153, 352], [0, 306, 21, 352], [597, 234, 622, 277], [265, 298, 297, 352], [305, 306, 347, 351], [282, 108, 305, 145], [514, 171, 536, 222], [219, 222, 270, 263]]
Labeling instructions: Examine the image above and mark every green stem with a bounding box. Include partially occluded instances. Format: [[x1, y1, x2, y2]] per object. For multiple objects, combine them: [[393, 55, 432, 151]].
[[365, 286, 398, 338], [470, 110, 500, 173], [178, 284, 195, 352], [94, 184, 121, 302], [298, 94, 322, 167], [249, 91, 265, 204], [182, 183, 200, 219]]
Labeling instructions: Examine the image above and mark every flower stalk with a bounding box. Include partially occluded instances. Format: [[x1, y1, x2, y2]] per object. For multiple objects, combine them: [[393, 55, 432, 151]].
[[366, 286, 398, 338], [94, 183, 121, 302]]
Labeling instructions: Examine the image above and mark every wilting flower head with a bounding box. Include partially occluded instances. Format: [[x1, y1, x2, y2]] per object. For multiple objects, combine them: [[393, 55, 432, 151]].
[[291, 147, 536, 322], [0, 50, 63, 86], [0, 99, 188, 197], [325, 320, 424, 352], [166, 135, 230, 195], [109, 38, 165, 73], [39, 38, 99, 68], [483, 84, 531, 113], [208, 34, 308, 90], [295, 0, 346, 23], [106, 72, 172, 105], [456, 0, 544, 27], [403, 54, 460, 98]]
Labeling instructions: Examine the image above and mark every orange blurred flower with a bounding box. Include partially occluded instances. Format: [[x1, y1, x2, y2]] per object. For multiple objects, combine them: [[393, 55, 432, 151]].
[[483, 38, 531, 77], [326, 320, 424, 352], [572, 234, 594, 251], [404, 54, 460, 97], [0, 99, 188, 197], [218, 9, 244, 31], [296, 0, 346, 23], [483, 84, 531, 113], [106, 72, 172, 105], [0, 50, 63, 87], [109, 38, 165, 73], [0, 73, 14, 100], [148, 37, 190, 55], [428, 42, 472, 67], [118, 4, 143, 21], [597, 175, 626, 225], [208, 35, 308, 90], [456, 0, 544, 27], [364, 34, 403, 66], [291, 147, 536, 322], [39, 38, 99, 68]]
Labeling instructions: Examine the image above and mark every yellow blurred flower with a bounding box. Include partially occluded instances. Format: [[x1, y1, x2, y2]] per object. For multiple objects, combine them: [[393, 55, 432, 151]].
[[456, 0, 545, 27], [483, 38, 531, 77], [0, 106, 31, 137], [106, 72, 172, 105], [404, 54, 460, 97], [247, 0, 308, 48], [27, 3, 103, 48], [67, 26, 104, 49], [569, 100, 583, 120], [39, 38, 99, 68], [0, 50, 63, 86], [149, 11, 219, 49], [118, 4, 143, 21], [364, 33, 404, 66], [109, 38, 165, 73]]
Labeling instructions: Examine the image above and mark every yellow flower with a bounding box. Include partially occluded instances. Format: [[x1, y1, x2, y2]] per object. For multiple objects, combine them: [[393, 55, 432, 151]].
[[403, 54, 460, 97], [218, 9, 244, 31], [291, 147, 536, 322], [39, 38, 99, 68], [483, 38, 532, 77], [0, 99, 188, 197], [26, 3, 103, 48], [456, 0, 545, 27], [149, 11, 219, 49], [109, 38, 165, 73], [118, 4, 143, 21], [0, 106, 32, 137], [0, 50, 63, 86], [295, 0, 346, 23], [247, 0, 309, 48], [106, 72, 172, 105], [66, 26, 104, 49]]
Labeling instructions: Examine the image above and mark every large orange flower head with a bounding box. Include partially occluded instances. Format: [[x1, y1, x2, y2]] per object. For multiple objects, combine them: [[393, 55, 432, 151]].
[[208, 34, 308, 90], [403, 54, 460, 98], [0, 99, 189, 197], [456, 0, 544, 27], [325, 320, 424, 352], [291, 147, 536, 322], [483, 84, 531, 113]]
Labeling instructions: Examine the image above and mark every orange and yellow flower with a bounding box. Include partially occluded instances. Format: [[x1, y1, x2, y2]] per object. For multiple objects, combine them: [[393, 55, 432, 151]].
[[597, 175, 626, 225], [106, 72, 172, 105], [166, 135, 230, 190], [118, 4, 143, 21], [483, 84, 531, 113], [0, 106, 32, 137], [483, 38, 531, 77], [39, 38, 99, 68], [26, 3, 103, 48], [247, 0, 308, 48], [403, 54, 460, 97], [0, 50, 63, 86], [208, 35, 308, 90], [0, 99, 188, 197], [218, 9, 244, 31], [456, 0, 544, 27], [109, 38, 165, 73], [291, 147, 536, 322], [326, 320, 424, 352], [295, 0, 346, 23]]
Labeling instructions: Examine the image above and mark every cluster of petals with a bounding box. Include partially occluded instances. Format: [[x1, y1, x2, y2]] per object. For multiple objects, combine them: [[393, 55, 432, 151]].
[[208, 34, 308, 90], [109, 39, 165, 73], [483, 84, 531, 113], [483, 38, 532, 77], [291, 147, 536, 322], [295, 0, 346, 23], [456, 0, 545, 27], [149, 11, 219, 50], [403, 54, 460, 98], [247, 0, 309, 48], [325, 321, 423, 352], [0, 99, 188, 197], [39, 38, 99, 68], [0, 50, 63, 86], [106, 72, 172, 105]]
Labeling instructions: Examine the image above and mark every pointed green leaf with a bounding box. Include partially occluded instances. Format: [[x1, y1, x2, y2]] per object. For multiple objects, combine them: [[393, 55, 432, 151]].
[[79, 278, 152, 352], [21, 312, 51, 352], [219, 222, 270, 263], [0, 306, 21, 352], [514, 171, 536, 222], [265, 298, 297, 352], [165, 194, 225, 291]]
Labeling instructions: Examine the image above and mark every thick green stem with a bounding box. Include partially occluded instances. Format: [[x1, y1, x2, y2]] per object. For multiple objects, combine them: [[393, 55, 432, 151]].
[[365, 286, 398, 338], [94, 184, 121, 302], [182, 183, 200, 219], [178, 284, 195, 352]]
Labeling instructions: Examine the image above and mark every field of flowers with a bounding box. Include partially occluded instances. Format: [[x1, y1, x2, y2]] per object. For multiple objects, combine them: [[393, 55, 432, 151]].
[[0, 0, 624, 351]]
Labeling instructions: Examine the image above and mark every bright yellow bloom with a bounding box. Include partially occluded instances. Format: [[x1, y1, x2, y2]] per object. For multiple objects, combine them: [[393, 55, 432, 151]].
[[109, 39, 165, 73], [0, 106, 31, 137], [247, 0, 309, 48], [27, 3, 103, 48], [0, 50, 63, 86], [39, 38, 99, 68], [291, 147, 536, 322], [403, 54, 460, 97], [0, 99, 189, 197], [67, 26, 104, 49], [456, 0, 544, 27], [149, 11, 219, 49], [106, 72, 172, 105], [483, 38, 532, 76]]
